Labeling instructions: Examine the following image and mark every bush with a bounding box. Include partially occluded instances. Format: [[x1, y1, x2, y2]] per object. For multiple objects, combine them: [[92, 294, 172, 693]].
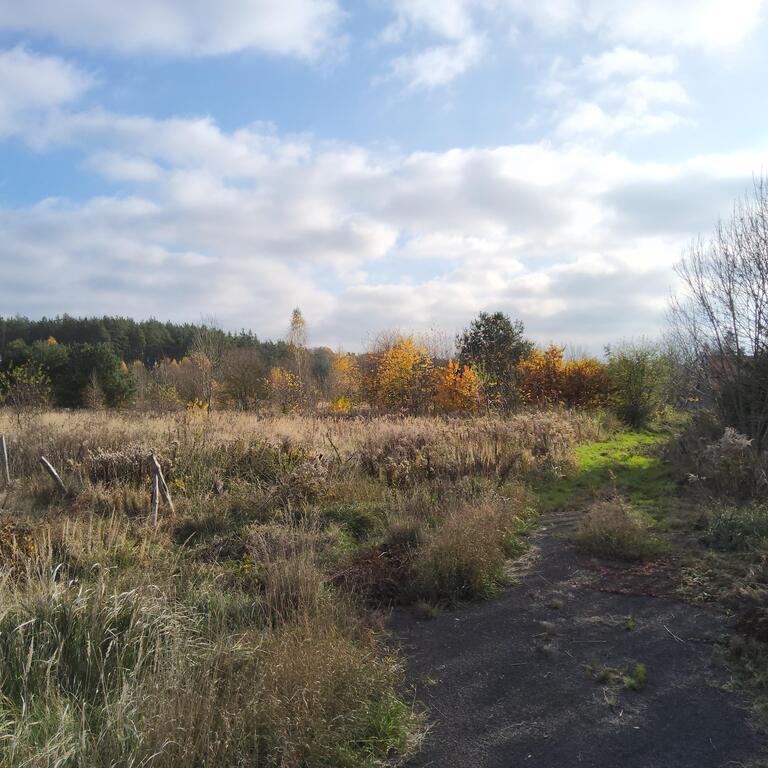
[[606, 341, 668, 428], [706, 503, 768, 551], [413, 495, 525, 604], [576, 496, 663, 561], [701, 428, 768, 499], [517, 345, 609, 408]]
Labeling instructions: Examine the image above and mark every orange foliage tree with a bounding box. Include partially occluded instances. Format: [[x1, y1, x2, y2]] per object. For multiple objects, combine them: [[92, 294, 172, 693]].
[[561, 357, 610, 408], [518, 345, 564, 406], [518, 345, 609, 408], [432, 359, 482, 413]]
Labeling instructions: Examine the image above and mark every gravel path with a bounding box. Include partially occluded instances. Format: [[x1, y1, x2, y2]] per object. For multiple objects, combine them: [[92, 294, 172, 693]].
[[393, 508, 768, 768]]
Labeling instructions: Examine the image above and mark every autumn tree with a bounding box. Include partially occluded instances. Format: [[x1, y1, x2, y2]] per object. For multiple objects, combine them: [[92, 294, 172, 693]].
[[518, 346, 609, 408], [268, 367, 302, 413], [329, 352, 361, 412], [561, 357, 610, 408], [518, 345, 565, 406], [373, 336, 434, 414], [218, 347, 268, 410], [190, 318, 227, 411], [456, 312, 533, 410], [286, 307, 312, 403], [433, 359, 482, 413]]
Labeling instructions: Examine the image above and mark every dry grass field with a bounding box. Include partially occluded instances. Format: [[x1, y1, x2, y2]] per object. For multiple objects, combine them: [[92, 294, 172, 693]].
[[0, 408, 612, 767]]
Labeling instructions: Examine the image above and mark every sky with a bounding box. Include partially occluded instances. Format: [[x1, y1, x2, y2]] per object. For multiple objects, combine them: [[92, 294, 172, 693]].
[[1, 0, 767, 352]]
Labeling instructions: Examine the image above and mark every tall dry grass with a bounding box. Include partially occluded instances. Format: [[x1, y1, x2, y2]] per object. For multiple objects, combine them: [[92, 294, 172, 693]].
[[0, 406, 608, 765]]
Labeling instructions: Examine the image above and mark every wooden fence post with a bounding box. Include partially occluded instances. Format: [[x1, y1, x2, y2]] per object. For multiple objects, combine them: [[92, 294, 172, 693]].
[[0, 434, 9, 486], [150, 453, 174, 514], [151, 472, 159, 527], [40, 456, 67, 494]]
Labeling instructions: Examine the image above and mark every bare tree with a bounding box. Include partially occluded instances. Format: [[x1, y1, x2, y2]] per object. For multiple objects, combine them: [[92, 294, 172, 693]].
[[219, 347, 267, 409], [0, 363, 51, 426], [286, 308, 311, 402], [671, 176, 768, 447], [191, 316, 227, 411]]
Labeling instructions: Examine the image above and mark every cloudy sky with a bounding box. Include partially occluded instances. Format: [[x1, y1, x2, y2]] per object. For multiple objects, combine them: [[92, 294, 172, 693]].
[[1, 1, 767, 350]]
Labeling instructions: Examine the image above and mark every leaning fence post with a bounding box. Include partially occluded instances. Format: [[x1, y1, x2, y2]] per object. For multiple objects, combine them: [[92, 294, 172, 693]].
[[151, 471, 160, 527], [150, 453, 174, 517], [40, 456, 67, 494], [0, 434, 9, 486]]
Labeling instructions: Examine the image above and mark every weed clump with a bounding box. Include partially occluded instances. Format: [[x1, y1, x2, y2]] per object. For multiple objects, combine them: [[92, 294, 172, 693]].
[[576, 496, 663, 561], [706, 503, 768, 552]]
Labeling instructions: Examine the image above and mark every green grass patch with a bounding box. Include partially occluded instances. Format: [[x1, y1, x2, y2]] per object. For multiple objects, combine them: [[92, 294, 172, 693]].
[[534, 429, 675, 523]]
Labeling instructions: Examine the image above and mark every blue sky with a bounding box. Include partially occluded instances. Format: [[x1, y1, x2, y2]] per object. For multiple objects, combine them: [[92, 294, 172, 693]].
[[1, 0, 767, 351]]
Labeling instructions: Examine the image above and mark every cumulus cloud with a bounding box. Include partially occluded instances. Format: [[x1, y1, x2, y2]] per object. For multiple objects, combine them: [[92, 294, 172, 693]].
[[0, 0, 343, 58], [0, 47, 94, 138], [456, 0, 765, 49], [2, 106, 765, 349], [540, 47, 691, 141], [380, 0, 765, 89]]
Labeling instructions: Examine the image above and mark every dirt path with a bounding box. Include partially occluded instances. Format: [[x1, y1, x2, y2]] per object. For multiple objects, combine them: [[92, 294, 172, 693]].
[[392, 507, 768, 768]]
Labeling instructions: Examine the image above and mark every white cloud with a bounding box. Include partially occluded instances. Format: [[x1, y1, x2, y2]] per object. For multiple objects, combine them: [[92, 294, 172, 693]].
[[379, 0, 765, 92], [0, 0, 343, 58], [2, 108, 765, 349], [505, 0, 765, 48], [579, 46, 677, 81], [583, 0, 765, 49], [387, 34, 485, 89], [541, 47, 691, 141], [0, 47, 94, 138], [385, 0, 475, 41]]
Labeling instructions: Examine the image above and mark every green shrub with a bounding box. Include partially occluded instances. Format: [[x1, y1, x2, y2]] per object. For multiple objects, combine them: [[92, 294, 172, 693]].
[[606, 342, 668, 428], [707, 503, 768, 551]]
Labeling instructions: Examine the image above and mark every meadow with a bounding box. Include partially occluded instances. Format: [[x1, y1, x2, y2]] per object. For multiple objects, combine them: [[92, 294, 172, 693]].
[[0, 407, 615, 767]]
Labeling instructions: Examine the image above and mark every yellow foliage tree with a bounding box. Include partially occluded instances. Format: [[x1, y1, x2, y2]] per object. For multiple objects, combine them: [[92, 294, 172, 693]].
[[329, 352, 360, 413], [433, 359, 482, 413], [268, 367, 302, 413], [373, 336, 433, 413]]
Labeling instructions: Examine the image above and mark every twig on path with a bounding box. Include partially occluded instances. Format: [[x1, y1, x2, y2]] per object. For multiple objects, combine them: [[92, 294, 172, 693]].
[[663, 624, 685, 643]]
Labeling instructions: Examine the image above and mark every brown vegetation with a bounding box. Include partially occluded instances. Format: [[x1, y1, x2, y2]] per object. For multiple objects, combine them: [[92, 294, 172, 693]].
[[0, 406, 607, 766]]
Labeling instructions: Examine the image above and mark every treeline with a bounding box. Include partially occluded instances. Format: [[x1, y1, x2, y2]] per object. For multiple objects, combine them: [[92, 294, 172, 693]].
[[0, 314, 315, 368], [0, 314, 335, 409], [0, 310, 674, 427]]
